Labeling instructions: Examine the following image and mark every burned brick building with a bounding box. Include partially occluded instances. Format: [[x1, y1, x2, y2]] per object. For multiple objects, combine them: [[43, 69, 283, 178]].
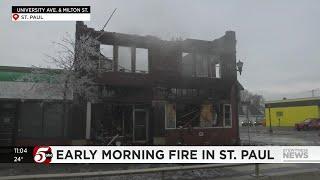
[[75, 21, 243, 145], [0, 22, 242, 146]]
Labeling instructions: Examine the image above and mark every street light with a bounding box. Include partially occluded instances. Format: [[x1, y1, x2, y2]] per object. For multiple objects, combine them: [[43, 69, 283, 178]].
[[236, 60, 244, 75]]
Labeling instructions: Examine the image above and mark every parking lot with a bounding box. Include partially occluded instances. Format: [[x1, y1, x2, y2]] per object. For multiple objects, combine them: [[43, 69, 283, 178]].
[[240, 126, 320, 145]]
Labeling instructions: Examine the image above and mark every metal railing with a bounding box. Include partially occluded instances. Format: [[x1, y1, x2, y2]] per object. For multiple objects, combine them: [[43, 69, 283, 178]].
[[0, 163, 262, 180]]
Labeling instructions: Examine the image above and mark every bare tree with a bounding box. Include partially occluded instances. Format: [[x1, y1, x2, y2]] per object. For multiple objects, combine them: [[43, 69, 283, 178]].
[[18, 33, 102, 137], [22, 34, 101, 99], [240, 89, 265, 112]]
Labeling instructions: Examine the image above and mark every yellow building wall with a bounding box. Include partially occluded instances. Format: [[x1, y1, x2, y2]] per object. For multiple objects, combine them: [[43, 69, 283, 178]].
[[265, 105, 319, 127]]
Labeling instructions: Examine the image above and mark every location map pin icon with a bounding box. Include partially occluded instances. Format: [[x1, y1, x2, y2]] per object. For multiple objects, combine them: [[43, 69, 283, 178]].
[[12, 14, 19, 21]]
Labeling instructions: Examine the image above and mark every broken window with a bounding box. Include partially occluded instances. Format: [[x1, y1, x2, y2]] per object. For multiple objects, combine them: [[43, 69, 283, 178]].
[[118, 46, 132, 72], [136, 48, 149, 73], [165, 103, 176, 129], [176, 104, 200, 128], [99, 45, 113, 71], [174, 103, 232, 128]]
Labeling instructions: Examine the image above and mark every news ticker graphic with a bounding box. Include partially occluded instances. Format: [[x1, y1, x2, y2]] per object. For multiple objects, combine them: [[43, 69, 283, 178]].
[[1, 146, 320, 164], [11, 6, 90, 21]]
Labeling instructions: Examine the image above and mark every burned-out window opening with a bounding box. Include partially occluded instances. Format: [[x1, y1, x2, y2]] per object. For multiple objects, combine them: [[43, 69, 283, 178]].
[[195, 54, 209, 77], [174, 88, 198, 97], [182, 52, 189, 57], [182, 89, 187, 96], [181, 53, 221, 78], [118, 46, 132, 72], [176, 104, 200, 128], [99, 45, 113, 71], [170, 88, 177, 96], [136, 48, 149, 73], [214, 63, 221, 78], [187, 89, 197, 96], [101, 86, 116, 98], [174, 103, 232, 128], [165, 103, 176, 129], [181, 52, 193, 77], [197, 55, 221, 78]]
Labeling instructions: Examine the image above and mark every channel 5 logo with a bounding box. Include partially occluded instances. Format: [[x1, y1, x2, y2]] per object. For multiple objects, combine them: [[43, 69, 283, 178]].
[[33, 146, 53, 164]]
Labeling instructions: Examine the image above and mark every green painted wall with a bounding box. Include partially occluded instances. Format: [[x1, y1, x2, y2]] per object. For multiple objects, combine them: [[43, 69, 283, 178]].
[[0, 71, 29, 81], [0, 69, 58, 83]]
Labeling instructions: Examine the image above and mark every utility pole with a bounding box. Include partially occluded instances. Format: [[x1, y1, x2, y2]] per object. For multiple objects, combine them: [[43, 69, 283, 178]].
[[268, 105, 273, 133], [312, 89, 315, 97], [310, 88, 320, 97], [244, 101, 251, 145]]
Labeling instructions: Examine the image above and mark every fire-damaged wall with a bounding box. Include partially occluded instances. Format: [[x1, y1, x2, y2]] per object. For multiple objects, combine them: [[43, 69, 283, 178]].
[[74, 21, 242, 145]]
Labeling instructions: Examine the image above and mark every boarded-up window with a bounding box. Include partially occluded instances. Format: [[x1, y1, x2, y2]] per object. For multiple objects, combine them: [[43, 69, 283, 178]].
[[200, 104, 214, 127], [165, 103, 176, 129]]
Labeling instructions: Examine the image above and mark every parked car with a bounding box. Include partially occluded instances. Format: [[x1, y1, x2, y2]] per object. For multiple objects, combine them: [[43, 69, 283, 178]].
[[254, 119, 263, 126], [295, 118, 320, 131], [241, 120, 253, 127], [309, 119, 320, 130]]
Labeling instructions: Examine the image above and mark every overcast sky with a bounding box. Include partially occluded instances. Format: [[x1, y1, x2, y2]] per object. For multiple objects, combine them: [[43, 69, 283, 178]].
[[1, 0, 320, 100]]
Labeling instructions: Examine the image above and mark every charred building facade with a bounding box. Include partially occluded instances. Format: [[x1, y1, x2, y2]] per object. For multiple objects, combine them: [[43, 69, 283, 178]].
[[0, 22, 242, 146], [75, 21, 242, 145]]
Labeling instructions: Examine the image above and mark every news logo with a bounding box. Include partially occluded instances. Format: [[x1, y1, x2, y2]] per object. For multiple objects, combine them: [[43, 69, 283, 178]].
[[33, 146, 53, 164]]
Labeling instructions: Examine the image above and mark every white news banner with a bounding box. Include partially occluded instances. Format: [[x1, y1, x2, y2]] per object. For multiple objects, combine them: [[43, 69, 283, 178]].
[[12, 6, 90, 21], [33, 146, 320, 164], [12, 13, 90, 21]]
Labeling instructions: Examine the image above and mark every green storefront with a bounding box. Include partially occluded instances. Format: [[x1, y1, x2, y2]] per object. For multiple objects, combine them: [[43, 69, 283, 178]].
[[0, 66, 77, 146]]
